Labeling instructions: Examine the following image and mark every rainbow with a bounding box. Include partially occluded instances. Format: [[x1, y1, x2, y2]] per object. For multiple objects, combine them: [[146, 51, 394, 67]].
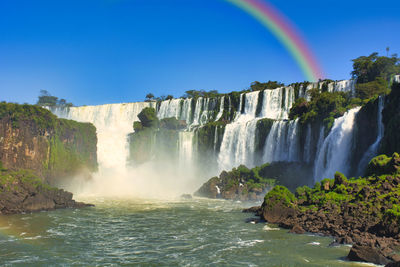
[[225, 0, 323, 81]]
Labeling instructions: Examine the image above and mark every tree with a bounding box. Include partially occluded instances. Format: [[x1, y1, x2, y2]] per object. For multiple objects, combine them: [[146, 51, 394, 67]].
[[36, 90, 73, 107], [166, 95, 174, 100], [351, 52, 400, 84], [37, 90, 58, 106], [355, 77, 389, 99], [250, 81, 284, 91], [351, 52, 400, 99], [145, 93, 155, 101]]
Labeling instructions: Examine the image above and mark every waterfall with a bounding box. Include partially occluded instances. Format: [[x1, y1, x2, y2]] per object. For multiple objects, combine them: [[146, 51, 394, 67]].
[[158, 98, 193, 125], [217, 91, 260, 171], [332, 80, 355, 94], [303, 124, 312, 163], [52, 102, 154, 170], [47, 78, 371, 195], [179, 131, 194, 168], [213, 126, 219, 151], [260, 87, 294, 120], [313, 107, 361, 181], [357, 96, 385, 175], [217, 87, 299, 171], [158, 99, 181, 121], [262, 119, 300, 163], [394, 75, 400, 83], [214, 96, 225, 121]]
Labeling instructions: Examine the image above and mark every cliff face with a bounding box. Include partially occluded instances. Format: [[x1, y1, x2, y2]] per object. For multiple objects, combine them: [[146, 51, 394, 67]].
[[0, 166, 92, 215], [381, 82, 400, 155], [0, 103, 97, 185]]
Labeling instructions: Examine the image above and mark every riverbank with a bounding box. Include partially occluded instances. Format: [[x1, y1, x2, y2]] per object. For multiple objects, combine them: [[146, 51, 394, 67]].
[[0, 166, 92, 215], [245, 153, 400, 265]]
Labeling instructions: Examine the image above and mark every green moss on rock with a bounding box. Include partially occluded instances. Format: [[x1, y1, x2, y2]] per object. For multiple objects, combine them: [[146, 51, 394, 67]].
[[264, 185, 296, 208]]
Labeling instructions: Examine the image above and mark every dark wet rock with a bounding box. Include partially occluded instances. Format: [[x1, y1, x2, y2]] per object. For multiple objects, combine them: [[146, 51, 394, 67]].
[[0, 169, 93, 215], [290, 224, 305, 234], [195, 162, 313, 201], [348, 244, 390, 265], [243, 154, 400, 265], [386, 262, 400, 267], [242, 206, 261, 214]]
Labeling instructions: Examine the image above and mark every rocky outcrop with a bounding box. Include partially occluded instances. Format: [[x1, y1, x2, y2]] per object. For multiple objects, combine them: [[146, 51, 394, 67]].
[[195, 164, 276, 201], [128, 107, 193, 164], [348, 245, 391, 265], [0, 166, 92, 215], [195, 162, 313, 201], [246, 153, 400, 265], [0, 103, 97, 185]]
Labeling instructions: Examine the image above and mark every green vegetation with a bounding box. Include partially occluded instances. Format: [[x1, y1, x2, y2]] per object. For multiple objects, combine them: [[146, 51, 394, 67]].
[[145, 93, 155, 101], [137, 107, 159, 128], [265, 153, 400, 224], [134, 107, 187, 131], [288, 90, 359, 130], [355, 77, 389, 99], [0, 102, 58, 129], [145, 93, 174, 102], [0, 102, 97, 181], [352, 52, 399, 99], [0, 167, 56, 193], [129, 107, 185, 164], [36, 90, 73, 107], [264, 185, 296, 208], [250, 81, 284, 91], [46, 118, 98, 176], [287, 53, 399, 131], [352, 52, 400, 84], [234, 164, 276, 189], [182, 90, 220, 99]]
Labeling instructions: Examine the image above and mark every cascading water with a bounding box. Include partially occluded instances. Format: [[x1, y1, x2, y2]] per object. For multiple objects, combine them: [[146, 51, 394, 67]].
[[52, 103, 153, 170], [313, 107, 361, 181], [262, 119, 300, 163], [217, 91, 260, 171], [217, 86, 299, 171], [48, 78, 370, 195], [179, 131, 195, 168], [214, 96, 225, 121], [356, 96, 385, 175], [259, 87, 294, 120], [158, 98, 193, 125], [303, 124, 312, 163], [52, 102, 200, 198]]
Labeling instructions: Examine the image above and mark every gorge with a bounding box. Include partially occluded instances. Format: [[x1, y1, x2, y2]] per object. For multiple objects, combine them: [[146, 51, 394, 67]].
[[1, 77, 400, 266], [50, 79, 385, 196]]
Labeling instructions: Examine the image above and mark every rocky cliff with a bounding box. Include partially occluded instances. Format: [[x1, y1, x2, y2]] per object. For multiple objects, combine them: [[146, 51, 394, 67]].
[[0, 164, 92, 214], [246, 153, 400, 265], [0, 103, 97, 185]]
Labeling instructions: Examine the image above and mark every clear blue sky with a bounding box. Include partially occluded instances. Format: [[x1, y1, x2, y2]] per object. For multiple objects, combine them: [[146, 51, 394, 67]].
[[1, 0, 399, 105]]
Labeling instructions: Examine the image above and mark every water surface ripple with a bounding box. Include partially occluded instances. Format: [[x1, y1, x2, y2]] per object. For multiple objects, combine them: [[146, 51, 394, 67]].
[[0, 198, 374, 266]]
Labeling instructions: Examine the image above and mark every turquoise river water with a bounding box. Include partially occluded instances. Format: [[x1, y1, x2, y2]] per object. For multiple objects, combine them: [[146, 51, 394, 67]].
[[0, 198, 377, 266]]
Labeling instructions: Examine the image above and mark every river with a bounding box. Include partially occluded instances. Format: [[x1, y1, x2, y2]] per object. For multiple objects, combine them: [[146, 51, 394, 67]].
[[0, 198, 374, 266]]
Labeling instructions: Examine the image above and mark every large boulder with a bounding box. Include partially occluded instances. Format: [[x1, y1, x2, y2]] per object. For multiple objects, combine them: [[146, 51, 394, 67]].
[[0, 168, 92, 214], [261, 186, 297, 224], [348, 245, 390, 265]]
